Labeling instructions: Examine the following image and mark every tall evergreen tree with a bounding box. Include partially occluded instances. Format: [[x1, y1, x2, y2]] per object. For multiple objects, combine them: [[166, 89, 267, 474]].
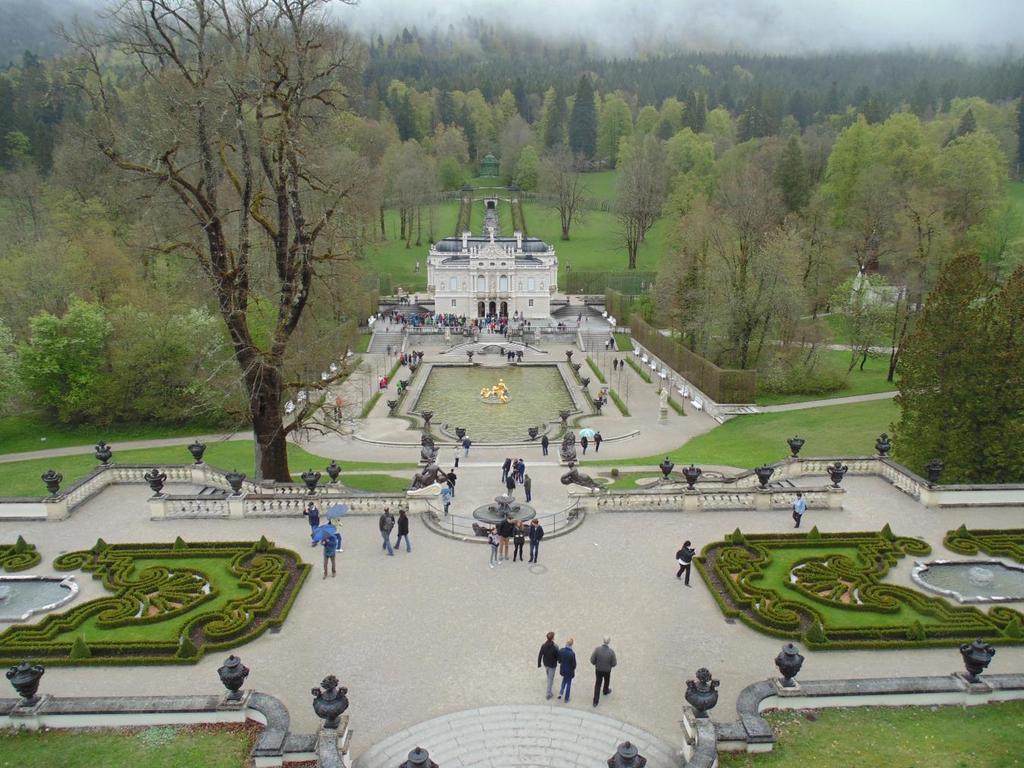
[[776, 135, 810, 212], [956, 107, 977, 137], [513, 77, 530, 122], [437, 90, 456, 126], [540, 86, 565, 149], [568, 75, 597, 159]]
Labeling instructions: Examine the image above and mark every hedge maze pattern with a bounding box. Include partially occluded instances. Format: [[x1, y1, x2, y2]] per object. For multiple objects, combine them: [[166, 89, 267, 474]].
[[696, 527, 1024, 649], [0, 536, 41, 572], [945, 526, 1024, 563], [0, 538, 309, 665]]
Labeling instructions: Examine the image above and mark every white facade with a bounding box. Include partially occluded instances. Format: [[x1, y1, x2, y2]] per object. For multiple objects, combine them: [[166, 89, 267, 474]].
[[427, 230, 558, 319]]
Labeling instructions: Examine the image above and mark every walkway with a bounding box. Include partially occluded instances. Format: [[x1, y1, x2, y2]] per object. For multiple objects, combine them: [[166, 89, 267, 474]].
[[757, 390, 896, 413], [0, 432, 249, 464]]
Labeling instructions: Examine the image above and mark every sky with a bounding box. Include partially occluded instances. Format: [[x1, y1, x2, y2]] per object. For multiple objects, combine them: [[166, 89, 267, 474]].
[[339, 0, 1024, 55]]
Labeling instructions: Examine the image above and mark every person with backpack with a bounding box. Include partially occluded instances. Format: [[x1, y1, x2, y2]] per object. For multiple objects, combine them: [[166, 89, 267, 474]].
[[379, 507, 395, 556], [394, 509, 411, 553], [593, 432, 603, 453], [487, 528, 500, 568], [676, 540, 696, 586], [528, 519, 544, 563]]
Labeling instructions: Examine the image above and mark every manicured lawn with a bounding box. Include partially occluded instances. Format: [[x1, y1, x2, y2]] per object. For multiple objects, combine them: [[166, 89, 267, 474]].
[[0, 415, 234, 456], [341, 473, 409, 493], [756, 349, 896, 406], [718, 702, 1024, 767], [823, 314, 891, 347], [613, 333, 634, 351], [355, 333, 372, 353], [363, 201, 462, 292], [595, 398, 899, 469], [0, 723, 259, 768], [0, 441, 414, 497]]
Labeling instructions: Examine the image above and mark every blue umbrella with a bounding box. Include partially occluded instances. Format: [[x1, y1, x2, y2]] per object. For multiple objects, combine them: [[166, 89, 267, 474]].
[[579, 428, 596, 439], [326, 503, 350, 517], [311, 523, 339, 544]]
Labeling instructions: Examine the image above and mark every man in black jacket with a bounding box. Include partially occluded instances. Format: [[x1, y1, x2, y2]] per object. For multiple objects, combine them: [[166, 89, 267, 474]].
[[537, 631, 559, 700], [676, 540, 696, 585], [501, 457, 512, 483], [497, 517, 515, 562], [528, 519, 544, 563], [541, 434, 549, 456]]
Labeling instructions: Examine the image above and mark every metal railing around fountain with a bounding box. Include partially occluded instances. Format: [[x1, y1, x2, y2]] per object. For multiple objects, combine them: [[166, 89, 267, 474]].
[[431, 497, 583, 538]]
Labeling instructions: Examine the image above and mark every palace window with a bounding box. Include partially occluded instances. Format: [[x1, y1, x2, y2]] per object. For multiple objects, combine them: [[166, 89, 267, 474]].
[[449, 277, 457, 291], [499, 275, 509, 292], [476, 275, 486, 292], [527, 277, 536, 291], [528, 299, 534, 307], [451, 299, 457, 307]]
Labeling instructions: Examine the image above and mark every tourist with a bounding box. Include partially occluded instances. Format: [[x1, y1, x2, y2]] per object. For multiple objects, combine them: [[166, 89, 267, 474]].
[[523, 474, 533, 503], [462, 436, 472, 457], [580, 435, 589, 455], [488, 527, 500, 568], [528, 519, 544, 563], [497, 516, 515, 561], [440, 484, 452, 515], [303, 501, 320, 547], [558, 638, 577, 702], [394, 509, 411, 553], [505, 472, 516, 496], [613, 359, 618, 371], [379, 507, 395, 556], [792, 492, 806, 528], [516, 458, 526, 483], [512, 522, 526, 562], [452, 443, 460, 469], [502, 457, 512, 483], [590, 637, 617, 707], [541, 434, 549, 456], [321, 523, 339, 579], [538, 631, 559, 699], [594, 432, 603, 453], [446, 469, 457, 497], [676, 540, 696, 586]]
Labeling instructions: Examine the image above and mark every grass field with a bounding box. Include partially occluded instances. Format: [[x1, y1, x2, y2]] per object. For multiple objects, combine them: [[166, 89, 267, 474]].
[[756, 349, 896, 406], [341, 473, 410, 493], [595, 398, 898, 469], [1, 723, 259, 768], [717, 703, 1024, 768], [362, 201, 462, 292]]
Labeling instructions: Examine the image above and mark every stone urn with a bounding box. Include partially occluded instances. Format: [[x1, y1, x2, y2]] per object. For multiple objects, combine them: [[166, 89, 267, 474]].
[[960, 639, 996, 683], [682, 465, 702, 490], [827, 461, 848, 488], [217, 655, 250, 701], [467, 351, 474, 364], [608, 741, 647, 768], [684, 667, 720, 718], [926, 457, 944, 487], [94, 441, 113, 465], [754, 464, 775, 489], [528, 426, 539, 441], [787, 435, 805, 458], [300, 469, 321, 494], [875, 433, 892, 457], [455, 426, 467, 440], [188, 440, 207, 464], [144, 467, 167, 496], [421, 411, 434, 428], [386, 399, 399, 413], [401, 747, 439, 768], [6, 662, 44, 707], [581, 376, 590, 388], [311, 675, 349, 729], [225, 470, 246, 495], [571, 362, 582, 374], [559, 410, 571, 426], [41, 469, 63, 496], [774, 643, 804, 687], [565, 350, 574, 362], [326, 461, 342, 483], [659, 458, 675, 480]]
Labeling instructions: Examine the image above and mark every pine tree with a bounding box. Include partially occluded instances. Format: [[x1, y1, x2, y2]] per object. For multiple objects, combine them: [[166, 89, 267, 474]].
[[776, 135, 809, 212], [956, 108, 977, 137], [568, 75, 597, 159], [540, 87, 565, 149]]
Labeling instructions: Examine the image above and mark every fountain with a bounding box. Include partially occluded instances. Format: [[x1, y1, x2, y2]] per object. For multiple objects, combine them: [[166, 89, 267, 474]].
[[0, 576, 78, 622], [479, 379, 511, 404], [472, 494, 537, 525], [912, 560, 1024, 603]]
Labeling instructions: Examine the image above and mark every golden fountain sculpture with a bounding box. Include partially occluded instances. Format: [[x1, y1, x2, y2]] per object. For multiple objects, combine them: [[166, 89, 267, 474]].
[[480, 378, 511, 404]]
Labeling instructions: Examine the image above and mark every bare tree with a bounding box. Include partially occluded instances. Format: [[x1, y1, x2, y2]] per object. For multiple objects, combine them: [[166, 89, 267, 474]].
[[66, 0, 364, 481], [615, 135, 667, 269], [540, 147, 587, 240]]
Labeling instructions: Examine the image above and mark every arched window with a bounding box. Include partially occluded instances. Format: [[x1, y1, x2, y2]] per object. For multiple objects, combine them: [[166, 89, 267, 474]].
[[476, 275, 486, 292], [527, 277, 536, 291], [449, 277, 457, 291], [499, 275, 509, 292]]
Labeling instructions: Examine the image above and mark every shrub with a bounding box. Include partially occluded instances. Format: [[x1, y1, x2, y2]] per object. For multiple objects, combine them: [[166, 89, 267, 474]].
[[70, 636, 91, 659], [586, 357, 607, 384], [610, 468, 620, 478], [757, 349, 844, 399], [613, 333, 634, 352], [609, 389, 630, 416], [625, 357, 653, 383]]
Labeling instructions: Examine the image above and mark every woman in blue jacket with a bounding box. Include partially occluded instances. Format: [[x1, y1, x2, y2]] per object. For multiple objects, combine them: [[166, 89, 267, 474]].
[[557, 638, 576, 702]]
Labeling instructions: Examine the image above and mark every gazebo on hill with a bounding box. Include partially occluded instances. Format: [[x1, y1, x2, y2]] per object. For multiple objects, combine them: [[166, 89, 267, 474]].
[[480, 153, 499, 177]]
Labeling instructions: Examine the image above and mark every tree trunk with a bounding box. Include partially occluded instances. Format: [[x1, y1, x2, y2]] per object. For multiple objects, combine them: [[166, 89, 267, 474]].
[[380, 205, 386, 238], [248, 364, 290, 482]]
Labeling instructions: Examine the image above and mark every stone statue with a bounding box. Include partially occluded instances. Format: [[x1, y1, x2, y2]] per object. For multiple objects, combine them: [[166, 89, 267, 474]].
[[410, 463, 445, 490], [560, 465, 601, 490], [420, 433, 438, 464], [658, 387, 669, 409], [559, 431, 577, 463]]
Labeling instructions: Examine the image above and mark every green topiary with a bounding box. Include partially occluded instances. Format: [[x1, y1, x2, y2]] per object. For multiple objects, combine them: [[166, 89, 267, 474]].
[[881, 523, 896, 541], [176, 636, 198, 659], [70, 636, 91, 659], [907, 621, 925, 641], [255, 536, 271, 553], [91, 538, 108, 554], [173, 536, 187, 550], [806, 526, 821, 540], [805, 620, 827, 644], [13, 535, 29, 553], [730, 528, 746, 544], [1004, 615, 1023, 639]]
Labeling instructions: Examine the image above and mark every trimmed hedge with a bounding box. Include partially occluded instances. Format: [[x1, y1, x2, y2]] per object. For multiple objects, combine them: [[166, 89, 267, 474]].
[[613, 333, 634, 352], [696, 528, 1024, 650], [625, 357, 653, 383], [0, 539, 310, 666], [0, 536, 41, 572], [609, 389, 630, 416], [945, 525, 1024, 563], [586, 357, 607, 384]]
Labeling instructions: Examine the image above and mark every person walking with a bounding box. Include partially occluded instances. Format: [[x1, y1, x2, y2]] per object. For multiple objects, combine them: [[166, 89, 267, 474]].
[[541, 434, 549, 456], [613, 359, 618, 372], [321, 524, 339, 579], [537, 631, 559, 699], [303, 501, 320, 547], [395, 509, 412, 553], [580, 435, 589, 455], [487, 527, 500, 568], [676, 540, 696, 585], [462, 436, 472, 457], [452, 444, 460, 469], [594, 432, 603, 453], [792, 492, 806, 529], [528, 519, 544, 563], [440, 484, 452, 516], [447, 469, 457, 497], [497, 516, 514, 562], [516, 458, 526, 483], [590, 637, 617, 707], [558, 638, 577, 702], [501, 457, 512, 484], [513, 522, 526, 562], [505, 472, 516, 497], [523, 474, 533, 503], [379, 508, 395, 556]]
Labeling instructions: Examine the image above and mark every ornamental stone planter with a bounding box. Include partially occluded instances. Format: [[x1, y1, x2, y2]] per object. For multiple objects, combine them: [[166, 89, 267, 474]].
[[787, 436, 805, 458], [94, 441, 113, 465], [960, 639, 996, 683], [774, 643, 804, 687], [682, 465, 702, 490], [6, 662, 45, 708], [326, 461, 342, 483], [188, 440, 207, 464], [312, 675, 349, 729], [217, 655, 250, 702], [528, 427, 539, 441], [926, 458, 944, 487], [875, 433, 892, 457], [225, 470, 246, 495], [608, 741, 647, 768], [827, 461, 849, 488], [754, 465, 775, 489], [685, 667, 720, 718], [144, 468, 167, 496], [401, 747, 439, 768], [455, 427, 467, 440], [301, 470, 321, 494], [41, 470, 63, 496], [659, 458, 675, 480]]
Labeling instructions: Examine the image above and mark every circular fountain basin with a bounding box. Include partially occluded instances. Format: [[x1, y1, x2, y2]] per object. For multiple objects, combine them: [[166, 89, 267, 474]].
[[912, 560, 1024, 603], [0, 576, 78, 621], [472, 494, 537, 525]]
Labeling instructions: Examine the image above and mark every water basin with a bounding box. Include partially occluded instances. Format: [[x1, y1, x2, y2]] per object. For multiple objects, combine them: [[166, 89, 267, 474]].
[[0, 576, 79, 621], [912, 560, 1024, 603]]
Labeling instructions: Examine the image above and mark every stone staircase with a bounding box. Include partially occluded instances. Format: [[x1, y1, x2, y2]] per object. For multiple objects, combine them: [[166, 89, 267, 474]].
[[353, 705, 682, 768], [367, 330, 404, 354], [579, 328, 613, 353]]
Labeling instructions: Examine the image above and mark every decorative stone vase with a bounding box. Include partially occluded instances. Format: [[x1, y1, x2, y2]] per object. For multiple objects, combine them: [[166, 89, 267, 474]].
[[311, 675, 349, 729], [559, 410, 570, 426], [960, 639, 996, 683], [581, 376, 590, 388], [455, 427, 467, 440], [565, 350, 574, 362], [774, 643, 804, 687], [300, 469, 321, 494], [422, 411, 434, 427], [571, 363, 582, 374], [6, 662, 44, 707], [659, 458, 675, 479], [188, 440, 207, 464], [926, 458, 944, 487], [386, 400, 399, 413], [225, 470, 246, 495], [787, 435, 805, 458], [94, 441, 113, 465], [528, 427, 539, 441], [827, 461, 848, 488], [144, 468, 167, 496], [41, 469, 63, 496], [217, 655, 250, 701], [684, 667, 720, 718], [682, 465, 702, 490], [875, 433, 892, 457], [467, 351, 474, 364], [608, 741, 647, 768], [754, 464, 775, 489], [326, 461, 342, 483], [402, 747, 439, 768]]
